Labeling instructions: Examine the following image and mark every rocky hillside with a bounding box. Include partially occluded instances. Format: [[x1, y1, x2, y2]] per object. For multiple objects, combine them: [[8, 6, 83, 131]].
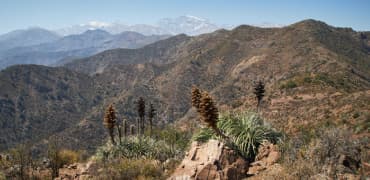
[[0, 65, 101, 151], [66, 19, 370, 133], [0, 19, 369, 153]]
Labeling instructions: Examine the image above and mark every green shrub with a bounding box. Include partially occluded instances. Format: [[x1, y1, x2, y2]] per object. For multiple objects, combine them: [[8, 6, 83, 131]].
[[352, 112, 360, 119], [0, 171, 5, 180], [193, 127, 217, 142], [303, 76, 313, 83], [59, 149, 80, 166], [95, 135, 187, 162], [140, 160, 163, 179], [153, 126, 191, 153], [354, 119, 370, 133], [0, 155, 10, 169], [315, 74, 334, 85], [194, 111, 281, 159], [280, 80, 297, 89], [97, 158, 164, 180], [92, 126, 191, 179]]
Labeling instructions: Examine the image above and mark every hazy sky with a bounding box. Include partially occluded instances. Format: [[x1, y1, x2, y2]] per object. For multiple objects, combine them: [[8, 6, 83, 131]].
[[1, 0, 369, 34]]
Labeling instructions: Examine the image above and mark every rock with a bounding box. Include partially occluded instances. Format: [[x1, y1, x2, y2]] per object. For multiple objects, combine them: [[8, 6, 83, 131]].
[[80, 169, 88, 175], [169, 140, 248, 180], [266, 151, 280, 166], [338, 154, 360, 173], [42, 157, 51, 168], [247, 165, 266, 175], [164, 158, 178, 170], [247, 164, 287, 179], [56, 161, 98, 180], [196, 164, 220, 180], [250, 161, 265, 167], [362, 162, 370, 176], [247, 140, 280, 175], [309, 174, 330, 180], [80, 175, 93, 180], [337, 173, 360, 180], [69, 163, 78, 169], [74, 173, 80, 178]]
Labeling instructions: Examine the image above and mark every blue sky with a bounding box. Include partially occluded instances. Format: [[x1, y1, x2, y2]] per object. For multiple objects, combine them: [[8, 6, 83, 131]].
[[0, 0, 369, 34]]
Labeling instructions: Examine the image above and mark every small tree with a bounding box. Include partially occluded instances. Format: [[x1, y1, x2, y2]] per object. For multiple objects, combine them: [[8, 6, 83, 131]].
[[137, 97, 146, 135], [148, 103, 156, 136], [191, 86, 202, 112], [48, 137, 61, 179], [103, 104, 117, 145], [199, 91, 224, 138], [9, 144, 33, 180], [253, 80, 265, 112]]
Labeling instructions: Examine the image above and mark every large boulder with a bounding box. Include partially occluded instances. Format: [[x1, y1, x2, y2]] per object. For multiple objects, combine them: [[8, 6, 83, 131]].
[[169, 140, 248, 180]]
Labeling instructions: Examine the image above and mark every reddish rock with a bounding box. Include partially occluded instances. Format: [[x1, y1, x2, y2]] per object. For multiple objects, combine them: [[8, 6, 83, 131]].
[[247, 140, 280, 176], [196, 164, 220, 180], [362, 162, 370, 176], [169, 140, 248, 180]]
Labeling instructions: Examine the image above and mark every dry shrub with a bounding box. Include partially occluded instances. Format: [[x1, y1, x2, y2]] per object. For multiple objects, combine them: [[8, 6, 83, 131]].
[[59, 149, 80, 166], [96, 158, 164, 180], [0, 171, 6, 180], [280, 127, 364, 178]]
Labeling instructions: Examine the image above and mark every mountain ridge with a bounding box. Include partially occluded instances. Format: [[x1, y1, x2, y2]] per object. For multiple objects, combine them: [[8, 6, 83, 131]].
[[0, 28, 60, 52], [0, 19, 369, 154], [54, 15, 232, 36], [0, 30, 170, 69]]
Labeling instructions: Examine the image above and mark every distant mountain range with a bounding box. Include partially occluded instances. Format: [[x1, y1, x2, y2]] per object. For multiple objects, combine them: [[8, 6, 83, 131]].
[[0, 29, 170, 69], [0, 15, 236, 69], [0, 16, 288, 70], [55, 15, 234, 36], [0, 28, 60, 51]]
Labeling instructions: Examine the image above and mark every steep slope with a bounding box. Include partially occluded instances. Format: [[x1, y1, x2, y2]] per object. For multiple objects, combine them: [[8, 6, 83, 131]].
[[0, 65, 101, 151], [65, 19, 370, 144], [64, 34, 191, 74], [0, 19, 369, 153]]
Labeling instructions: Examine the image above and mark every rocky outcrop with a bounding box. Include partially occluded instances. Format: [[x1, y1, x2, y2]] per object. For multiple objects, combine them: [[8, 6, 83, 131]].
[[169, 140, 249, 180], [247, 140, 280, 176], [55, 161, 96, 180]]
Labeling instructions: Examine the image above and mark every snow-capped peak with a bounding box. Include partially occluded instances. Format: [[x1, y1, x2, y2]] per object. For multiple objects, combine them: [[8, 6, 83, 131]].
[[54, 16, 233, 36], [80, 21, 112, 28], [184, 15, 206, 21], [157, 15, 221, 35]]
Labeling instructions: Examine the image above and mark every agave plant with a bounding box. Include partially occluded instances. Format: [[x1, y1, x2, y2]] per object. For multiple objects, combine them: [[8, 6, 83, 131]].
[[193, 111, 281, 159], [219, 112, 281, 158], [95, 135, 184, 162]]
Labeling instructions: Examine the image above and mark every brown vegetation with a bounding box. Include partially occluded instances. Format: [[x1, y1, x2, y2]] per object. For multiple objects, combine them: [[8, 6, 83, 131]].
[[103, 104, 117, 145], [137, 97, 146, 135]]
